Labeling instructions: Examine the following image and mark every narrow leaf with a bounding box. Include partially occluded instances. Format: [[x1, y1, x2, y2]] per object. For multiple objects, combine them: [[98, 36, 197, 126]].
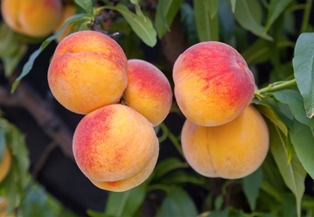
[[156, 187, 198, 217], [268, 122, 306, 217], [290, 119, 314, 179], [3, 44, 27, 77], [292, 32, 314, 118], [272, 89, 314, 128], [180, 3, 198, 46], [264, 0, 293, 32], [130, 0, 145, 17], [241, 38, 270, 65], [194, 0, 219, 41], [230, 0, 236, 12], [208, 0, 220, 19], [111, 4, 157, 47], [74, 0, 93, 15], [154, 0, 183, 39], [218, 0, 235, 42], [243, 167, 263, 211], [234, 0, 273, 41]]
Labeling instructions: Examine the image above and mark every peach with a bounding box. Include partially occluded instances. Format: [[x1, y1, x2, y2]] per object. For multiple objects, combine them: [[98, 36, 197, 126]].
[[0, 146, 11, 182], [48, 30, 128, 114], [181, 105, 269, 179], [53, 4, 76, 43], [123, 59, 173, 126], [73, 104, 159, 192], [1, 0, 63, 37], [173, 41, 255, 127]]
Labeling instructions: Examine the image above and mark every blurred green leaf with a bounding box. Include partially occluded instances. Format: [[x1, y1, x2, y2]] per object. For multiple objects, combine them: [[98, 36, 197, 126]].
[[3, 44, 27, 77], [154, 0, 183, 39], [264, 0, 293, 32], [74, 0, 93, 15], [268, 122, 306, 217], [194, 0, 219, 41], [110, 4, 157, 47], [154, 158, 189, 179], [290, 119, 314, 179], [282, 194, 298, 217], [104, 174, 153, 217], [156, 187, 198, 217], [241, 39, 270, 65], [208, 0, 220, 19], [0, 128, 6, 164], [11, 13, 87, 92], [292, 32, 314, 118], [234, 0, 273, 41], [229, 0, 236, 12], [180, 3, 198, 46], [218, 0, 235, 42], [243, 167, 263, 211], [160, 170, 207, 187], [207, 208, 229, 217], [130, 0, 145, 17], [272, 89, 314, 128]]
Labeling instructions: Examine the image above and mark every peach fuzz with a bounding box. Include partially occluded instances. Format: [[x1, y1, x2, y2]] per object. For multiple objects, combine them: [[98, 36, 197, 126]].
[[53, 4, 76, 43], [48, 30, 128, 114], [173, 41, 255, 127], [0, 146, 12, 182], [181, 105, 269, 179], [1, 0, 63, 37], [123, 59, 173, 126], [73, 104, 159, 192]]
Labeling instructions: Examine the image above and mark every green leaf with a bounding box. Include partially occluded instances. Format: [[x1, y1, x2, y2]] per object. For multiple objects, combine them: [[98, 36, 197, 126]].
[[160, 170, 207, 187], [130, 0, 145, 17], [218, 0, 235, 43], [208, 0, 220, 19], [110, 4, 157, 47], [154, 0, 183, 39], [264, 0, 293, 32], [156, 187, 198, 217], [154, 158, 189, 179], [180, 3, 198, 46], [234, 0, 273, 41], [268, 122, 306, 217], [241, 38, 270, 65], [11, 13, 86, 92], [290, 119, 314, 179], [3, 44, 27, 77], [292, 32, 314, 118], [194, 0, 219, 41], [104, 175, 152, 217], [74, 0, 93, 15], [0, 128, 6, 164], [230, 0, 236, 12], [243, 167, 263, 211], [207, 208, 229, 217], [272, 89, 314, 128], [253, 100, 289, 136]]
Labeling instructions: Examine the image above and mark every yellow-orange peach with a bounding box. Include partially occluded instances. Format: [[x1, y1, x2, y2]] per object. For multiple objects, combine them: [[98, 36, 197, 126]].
[[73, 104, 159, 192], [53, 4, 76, 43], [173, 41, 255, 127], [123, 59, 173, 126], [0, 146, 11, 182], [181, 105, 269, 179], [48, 30, 128, 114], [1, 0, 63, 37]]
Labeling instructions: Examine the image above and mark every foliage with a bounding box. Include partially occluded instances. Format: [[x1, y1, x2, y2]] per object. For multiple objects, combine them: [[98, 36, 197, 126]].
[[1, 0, 314, 216]]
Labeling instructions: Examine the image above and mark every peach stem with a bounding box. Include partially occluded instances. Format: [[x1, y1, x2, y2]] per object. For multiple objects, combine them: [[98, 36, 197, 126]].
[[254, 78, 297, 99]]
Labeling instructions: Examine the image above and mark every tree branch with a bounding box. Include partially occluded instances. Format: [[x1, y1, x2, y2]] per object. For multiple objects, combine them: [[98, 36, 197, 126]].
[[0, 80, 74, 160]]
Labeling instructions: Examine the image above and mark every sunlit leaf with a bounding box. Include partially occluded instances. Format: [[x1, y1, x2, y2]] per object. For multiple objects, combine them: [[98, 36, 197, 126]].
[[292, 32, 314, 118]]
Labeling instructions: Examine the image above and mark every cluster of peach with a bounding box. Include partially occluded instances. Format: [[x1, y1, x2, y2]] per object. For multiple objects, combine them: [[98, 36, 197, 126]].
[[47, 30, 173, 192], [173, 42, 269, 179], [1, 0, 75, 42]]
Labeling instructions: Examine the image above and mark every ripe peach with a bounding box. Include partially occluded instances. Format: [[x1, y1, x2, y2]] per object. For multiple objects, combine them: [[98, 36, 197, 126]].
[[181, 105, 269, 179], [1, 0, 63, 38], [173, 41, 255, 127], [53, 4, 76, 43], [73, 104, 159, 192], [48, 30, 128, 114], [123, 59, 173, 126], [0, 146, 12, 182]]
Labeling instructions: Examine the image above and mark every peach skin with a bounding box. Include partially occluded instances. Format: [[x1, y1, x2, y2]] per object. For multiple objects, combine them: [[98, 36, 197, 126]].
[[1, 0, 63, 37], [73, 104, 159, 192], [181, 105, 269, 179], [48, 30, 128, 114], [123, 59, 173, 126], [173, 41, 255, 127]]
